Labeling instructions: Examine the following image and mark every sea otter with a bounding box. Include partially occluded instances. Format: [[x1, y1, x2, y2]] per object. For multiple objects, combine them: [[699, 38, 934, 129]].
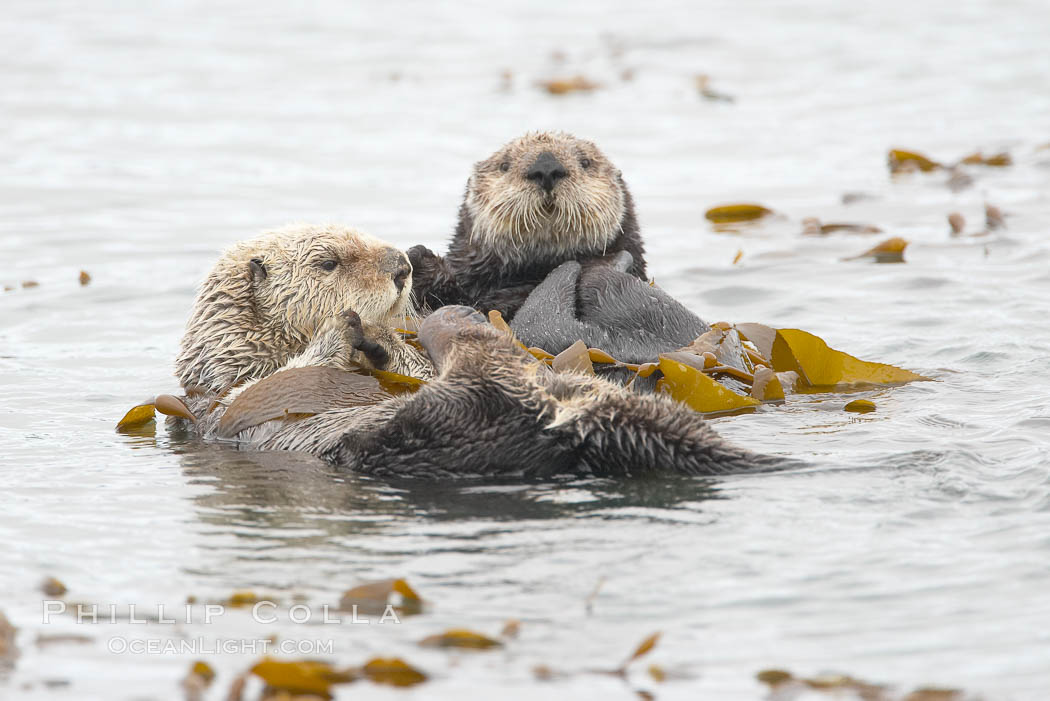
[[257, 306, 787, 479], [173, 223, 433, 433], [167, 227, 786, 478], [408, 131, 646, 320]]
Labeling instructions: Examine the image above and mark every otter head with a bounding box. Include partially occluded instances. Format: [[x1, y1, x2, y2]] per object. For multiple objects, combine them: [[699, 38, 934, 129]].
[[465, 131, 627, 262], [175, 224, 413, 394]]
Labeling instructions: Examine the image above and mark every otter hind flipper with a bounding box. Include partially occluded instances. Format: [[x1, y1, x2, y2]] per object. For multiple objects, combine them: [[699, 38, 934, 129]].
[[513, 261, 710, 365], [511, 261, 621, 358], [577, 264, 710, 355]]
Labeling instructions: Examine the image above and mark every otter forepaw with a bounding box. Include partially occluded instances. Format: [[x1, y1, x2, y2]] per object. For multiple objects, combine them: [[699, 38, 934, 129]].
[[406, 244, 440, 271], [339, 308, 366, 349], [338, 310, 391, 370]]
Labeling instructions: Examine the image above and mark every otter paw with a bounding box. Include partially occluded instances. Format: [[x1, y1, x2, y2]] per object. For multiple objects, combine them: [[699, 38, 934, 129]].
[[406, 244, 439, 269], [339, 309, 391, 369], [339, 308, 366, 349]]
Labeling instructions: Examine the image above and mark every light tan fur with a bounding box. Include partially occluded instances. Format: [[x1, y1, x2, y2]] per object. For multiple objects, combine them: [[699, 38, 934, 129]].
[[175, 224, 432, 405], [465, 131, 625, 262]]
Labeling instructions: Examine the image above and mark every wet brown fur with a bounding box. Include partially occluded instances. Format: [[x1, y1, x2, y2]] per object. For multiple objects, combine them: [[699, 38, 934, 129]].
[[409, 132, 646, 319]]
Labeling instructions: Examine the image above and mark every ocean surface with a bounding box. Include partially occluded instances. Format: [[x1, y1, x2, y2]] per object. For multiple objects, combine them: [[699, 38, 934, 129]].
[[2, 1, 1049, 699]]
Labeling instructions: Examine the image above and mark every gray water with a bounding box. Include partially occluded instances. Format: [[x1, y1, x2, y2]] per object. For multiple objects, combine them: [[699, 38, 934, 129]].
[[2, 1, 1049, 699]]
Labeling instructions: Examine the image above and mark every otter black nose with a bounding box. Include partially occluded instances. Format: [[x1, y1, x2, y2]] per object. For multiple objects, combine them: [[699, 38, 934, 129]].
[[392, 258, 411, 292], [526, 151, 568, 193]]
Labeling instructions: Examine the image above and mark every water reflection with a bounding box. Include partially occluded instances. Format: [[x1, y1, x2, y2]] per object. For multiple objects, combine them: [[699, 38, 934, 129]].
[[172, 436, 726, 544]]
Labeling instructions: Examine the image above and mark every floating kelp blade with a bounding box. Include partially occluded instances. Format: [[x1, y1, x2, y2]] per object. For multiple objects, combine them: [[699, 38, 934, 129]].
[[540, 75, 600, 95], [656, 356, 761, 415], [362, 657, 428, 687], [751, 366, 785, 401], [771, 329, 928, 389], [845, 237, 909, 263], [251, 657, 357, 696], [622, 632, 661, 668], [888, 148, 941, 173], [116, 399, 157, 431], [217, 367, 392, 438], [419, 629, 503, 650], [339, 578, 423, 616], [552, 340, 595, 375], [803, 218, 883, 236], [704, 203, 772, 223], [844, 399, 877, 413], [959, 151, 1012, 167]]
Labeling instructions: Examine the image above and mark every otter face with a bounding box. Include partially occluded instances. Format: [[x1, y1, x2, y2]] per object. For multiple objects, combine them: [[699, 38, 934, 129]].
[[465, 131, 626, 261], [247, 225, 413, 339]]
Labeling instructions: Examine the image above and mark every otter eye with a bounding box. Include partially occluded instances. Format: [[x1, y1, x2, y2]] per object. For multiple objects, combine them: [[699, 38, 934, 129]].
[[499, 161, 510, 173], [319, 259, 338, 272], [580, 157, 592, 169]]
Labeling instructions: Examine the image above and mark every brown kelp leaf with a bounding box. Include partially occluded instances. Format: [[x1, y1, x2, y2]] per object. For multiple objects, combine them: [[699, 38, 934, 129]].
[[904, 688, 966, 701], [621, 632, 661, 670], [154, 394, 196, 423], [218, 367, 391, 439], [528, 347, 555, 360], [844, 399, 876, 413], [985, 203, 1005, 230], [681, 327, 754, 375], [735, 322, 777, 359], [368, 369, 425, 394], [500, 619, 521, 639], [552, 340, 595, 375], [959, 151, 1012, 167], [78, 271, 91, 286], [397, 315, 420, 334], [888, 149, 941, 173], [540, 75, 600, 95], [948, 212, 966, 236], [844, 236, 909, 263], [419, 629, 503, 650], [704, 204, 772, 223], [821, 223, 883, 235], [250, 657, 356, 695], [630, 362, 660, 378], [656, 356, 760, 414], [587, 348, 617, 364], [732, 249, 743, 264], [771, 329, 927, 388], [0, 612, 17, 659], [362, 657, 427, 687], [695, 74, 735, 102], [487, 309, 513, 335], [41, 577, 67, 597], [648, 664, 666, 682], [116, 399, 157, 431], [190, 661, 215, 685], [225, 590, 274, 607], [802, 218, 882, 236], [751, 366, 785, 401], [339, 578, 423, 616], [21, 280, 39, 289], [756, 669, 795, 686]]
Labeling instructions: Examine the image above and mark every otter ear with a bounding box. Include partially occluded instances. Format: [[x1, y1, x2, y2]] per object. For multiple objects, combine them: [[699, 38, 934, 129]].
[[249, 258, 267, 283]]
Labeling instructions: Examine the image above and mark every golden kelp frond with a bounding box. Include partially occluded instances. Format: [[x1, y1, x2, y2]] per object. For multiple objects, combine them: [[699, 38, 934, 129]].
[[704, 203, 773, 223], [771, 328, 928, 389]]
